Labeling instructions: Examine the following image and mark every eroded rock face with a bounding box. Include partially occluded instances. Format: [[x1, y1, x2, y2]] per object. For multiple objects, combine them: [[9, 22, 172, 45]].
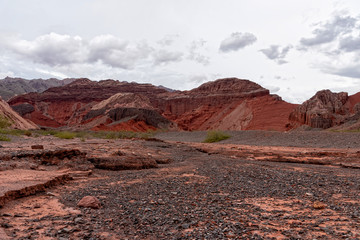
[[8, 78, 297, 131], [0, 97, 38, 130], [289, 90, 360, 129]]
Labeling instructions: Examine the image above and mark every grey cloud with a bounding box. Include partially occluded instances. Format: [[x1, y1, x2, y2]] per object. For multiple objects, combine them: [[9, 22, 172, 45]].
[[339, 36, 360, 52], [188, 39, 210, 65], [219, 32, 257, 52], [152, 50, 183, 65], [93, 41, 153, 69], [327, 65, 360, 79], [259, 45, 292, 64], [300, 14, 357, 47]]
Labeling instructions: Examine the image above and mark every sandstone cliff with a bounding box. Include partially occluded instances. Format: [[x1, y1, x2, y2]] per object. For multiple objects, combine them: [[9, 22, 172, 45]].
[[160, 78, 296, 131], [0, 97, 38, 130], [289, 90, 360, 129], [8, 78, 297, 131]]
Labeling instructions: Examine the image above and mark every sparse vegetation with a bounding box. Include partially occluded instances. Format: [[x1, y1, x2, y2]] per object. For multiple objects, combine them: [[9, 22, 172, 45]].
[[0, 134, 11, 141], [203, 130, 230, 143], [328, 128, 360, 133], [0, 115, 11, 129], [0, 127, 157, 141], [54, 131, 76, 139]]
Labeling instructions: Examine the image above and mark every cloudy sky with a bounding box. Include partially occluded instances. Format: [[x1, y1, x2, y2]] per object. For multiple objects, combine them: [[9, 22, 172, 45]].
[[1, 0, 360, 103]]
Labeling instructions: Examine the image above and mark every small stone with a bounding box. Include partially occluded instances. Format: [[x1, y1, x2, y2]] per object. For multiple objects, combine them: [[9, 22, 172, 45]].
[[31, 145, 44, 150], [29, 163, 38, 170], [313, 201, 327, 209], [1, 223, 13, 228], [77, 196, 101, 209], [74, 217, 84, 224], [227, 231, 236, 238], [34, 203, 41, 209]]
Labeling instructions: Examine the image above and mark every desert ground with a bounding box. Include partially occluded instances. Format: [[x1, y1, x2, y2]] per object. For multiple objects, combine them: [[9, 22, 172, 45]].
[[0, 130, 359, 239]]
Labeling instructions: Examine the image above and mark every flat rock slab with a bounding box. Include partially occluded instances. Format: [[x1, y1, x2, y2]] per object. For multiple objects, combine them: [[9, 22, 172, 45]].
[[0, 169, 70, 207], [0, 227, 10, 240]]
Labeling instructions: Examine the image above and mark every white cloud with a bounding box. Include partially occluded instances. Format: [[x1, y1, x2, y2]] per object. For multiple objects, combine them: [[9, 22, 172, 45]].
[[219, 32, 257, 53], [157, 35, 179, 47], [5, 33, 87, 66], [1, 33, 156, 70], [187, 39, 210, 65]]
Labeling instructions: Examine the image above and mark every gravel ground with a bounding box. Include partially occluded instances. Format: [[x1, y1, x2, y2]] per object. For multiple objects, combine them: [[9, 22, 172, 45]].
[[156, 130, 360, 149], [1, 134, 360, 239], [53, 141, 359, 239]]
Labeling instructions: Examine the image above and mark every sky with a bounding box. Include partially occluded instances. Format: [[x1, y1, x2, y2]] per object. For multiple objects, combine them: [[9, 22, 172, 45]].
[[1, 0, 360, 103]]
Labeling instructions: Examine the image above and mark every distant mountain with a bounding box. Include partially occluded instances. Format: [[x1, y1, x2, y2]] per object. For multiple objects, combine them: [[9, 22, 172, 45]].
[[8, 77, 296, 131], [6, 77, 360, 131], [0, 77, 75, 100]]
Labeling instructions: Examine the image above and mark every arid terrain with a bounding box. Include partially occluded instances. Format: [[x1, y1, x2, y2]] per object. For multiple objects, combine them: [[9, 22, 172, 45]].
[[0, 130, 359, 239]]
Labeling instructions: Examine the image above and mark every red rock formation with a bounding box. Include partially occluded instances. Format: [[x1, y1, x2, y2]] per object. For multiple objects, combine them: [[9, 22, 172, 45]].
[[0, 97, 38, 130], [160, 78, 296, 131], [289, 90, 360, 129], [8, 77, 298, 131], [8, 79, 169, 130]]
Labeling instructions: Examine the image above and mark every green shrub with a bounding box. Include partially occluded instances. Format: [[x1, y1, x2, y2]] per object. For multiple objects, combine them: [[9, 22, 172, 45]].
[[0, 116, 11, 129], [54, 131, 76, 139], [0, 134, 11, 141], [24, 130, 32, 137], [203, 130, 230, 143]]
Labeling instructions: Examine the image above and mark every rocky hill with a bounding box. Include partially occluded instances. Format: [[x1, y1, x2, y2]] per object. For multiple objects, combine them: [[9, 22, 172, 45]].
[[0, 77, 75, 101], [0, 97, 38, 130], [8, 78, 297, 131], [289, 90, 360, 130]]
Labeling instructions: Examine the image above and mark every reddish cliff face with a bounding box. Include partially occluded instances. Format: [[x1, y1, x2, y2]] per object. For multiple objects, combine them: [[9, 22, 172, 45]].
[[159, 78, 296, 131], [0, 97, 38, 130], [289, 90, 360, 129], [8, 77, 297, 131], [8, 78, 170, 130]]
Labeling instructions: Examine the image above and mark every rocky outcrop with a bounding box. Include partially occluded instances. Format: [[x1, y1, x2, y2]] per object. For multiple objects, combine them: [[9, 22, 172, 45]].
[[8, 78, 171, 130], [8, 77, 297, 131], [0, 97, 38, 130], [159, 78, 296, 131], [289, 90, 360, 129], [0, 77, 75, 101]]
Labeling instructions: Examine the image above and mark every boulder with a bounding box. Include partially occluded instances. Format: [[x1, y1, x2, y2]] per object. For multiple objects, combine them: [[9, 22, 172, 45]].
[[77, 196, 101, 209]]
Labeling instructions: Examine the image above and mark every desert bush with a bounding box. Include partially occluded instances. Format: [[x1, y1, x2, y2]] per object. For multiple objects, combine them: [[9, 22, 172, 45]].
[[23, 130, 32, 136], [0, 128, 25, 136], [203, 130, 230, 143], [54, 131, 76, 139], [0, 134, 11, 141], [0, 116, 11, 129]]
